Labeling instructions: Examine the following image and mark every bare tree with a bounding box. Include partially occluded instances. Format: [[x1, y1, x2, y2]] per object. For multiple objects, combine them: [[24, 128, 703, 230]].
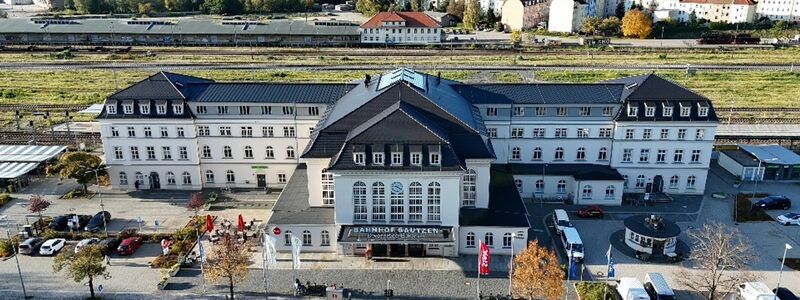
[[204, 241, 250, 299], [675, 221, 758, 300]]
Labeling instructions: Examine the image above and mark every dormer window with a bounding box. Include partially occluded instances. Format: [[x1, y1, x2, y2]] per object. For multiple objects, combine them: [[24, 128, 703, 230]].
[[123, 103, 133, 114], [697, 103, 709, 117], [139, 103, 150, 114], [411, 152, 422, 166], [156, 104, 167, 115], [373, 152, 384, 165], [644, 103, 655, 117], [217, 106, 228, 114], [513, 106, 524, 116], [627, 104, 638, 117], [391, 152, 402, 166], [429, 145, 441, 166], [173, 104, 183, 115], [354, 152, 365, 165], [106, 104, 116, 114], [486, 107, 497, 116], [196, 106, 207, 114], [662, 102, 673, 117], [680, 102, 691, 117]]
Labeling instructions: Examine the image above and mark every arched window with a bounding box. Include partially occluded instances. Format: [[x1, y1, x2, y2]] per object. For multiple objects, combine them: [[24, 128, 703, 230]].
[[119, 172, 128, 185], [669, 175, 679, 189], [576, 147, 586, 160], [320, 230, 330, 246], [202, 145, 211, 158], [286, 146, 295, 159], [223, 146, 232, 158], [514, 179, 523, 193], [466, 232, 476, 248], [557, 180, 566, 194], [302, 230, 312, 246], [605, 185, 615, 199], [284, 230, 292, 246], [353, 181, 367, 221], [427, 182, 441, 222], [226, 170, 235, 183], [687, 175, 697, 189], [511, 147, 521, 160], [555, 147, 564, 160], [371, 182, 386, 221], [532, 147, 542, 160], [484, 232, 494, 247], [503, 232, 512, 248], [390, 182, 404, 222], [462, 169, 476, 207], [321, 169, 334, 205], [135, 172, 144, 185], [409, 182, 423, 221], [636, 175, 646, 188], [244, 146, 253, 159], [582, 185, 592, 199], [182, 171, 191, 185], [265, 146, 274, 159], [205, 170, 215, 183], [598, 147, 608, 160], [166, 172, 176, 185], [535, 179, 544, 193]]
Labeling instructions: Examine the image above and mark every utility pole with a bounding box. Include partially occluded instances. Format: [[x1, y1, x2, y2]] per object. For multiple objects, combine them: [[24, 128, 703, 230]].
[[1, 216, 28, 299]]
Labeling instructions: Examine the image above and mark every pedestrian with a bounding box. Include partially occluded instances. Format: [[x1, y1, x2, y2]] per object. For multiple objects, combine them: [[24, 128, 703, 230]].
[[134, 180, 139, 190], [105, 254, 111, 265]]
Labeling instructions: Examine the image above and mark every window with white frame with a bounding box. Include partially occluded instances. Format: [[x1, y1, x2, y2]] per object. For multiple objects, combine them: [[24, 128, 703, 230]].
[[263, 126, 274, 137], [144, 127, 152, 137], [205, 170, 215, 183], [582, 185, 593, 199], [278, 173, 286, 183], [111, 127, 119, 137], [321, 230, 330, 246], [410, 152, 422, 166], [217, 106, 228, 114], [130, 146, 140, 160], [557, 180, 566, 193], [123, 104, 133, 114], [605, 185, 615, 199], [625, 129, 635, 139], [389, 182, 405, 222], [284, 230, 292, 246], [514, 179, 523, 192], [430, 151, 440, 165], [353, 182, 367, 221], [674, 149, 684, 163], [636, 175, 646, 189], [687, 175, 696, 189], [286, 146, 295, 159], [555, 128, 568, 138], [579, 106, 591, 116], [511, 128, 524, 138], [513, 106, 524, 116], [219, 126, 232, 136], [532, 128, 545, 137], [198, 126, 210, 136], [557, 107, 567, 116], [660, 128, 669, 139], [261, 106, 272, 115], [669, 175, 679, 189], [698, 105, 708, 117], [135, 172, 144, 185], [678, 129, 687, 140], [532, 147, 542, 160], [639, 149, 650, 162], [680, 105, 691, 116], [663, 105, 673, 117], [182, 172, 191, 185], [657, 149, 667, 163], [283, 126, 295, 137], [373, 152, 384, 165], [535, 179, 544, 193], [223, 146, 232, 158], [302, 230, 312, 246], [239, 106, 250, 115], [462, 170, 476, 207], [282, 106, 294, 115], [598, 147, 608, 160], [113, 146, 123, 160], [602, 106, 613, 116], [226, 170, 235, 183], [196, 106, 207, 114], [576, 147, 586, 160], [146, 146, 156, 160], [577, 128, 589, 138], [372, 182, 386, 221], [487, 128, 497, 138], [162, 146, 172, 160], [409, 182, 423, 222], [166, 172, 176, 185], [241, 126, 253, 137], [599, 128, 612, 138], [156, 104, 166, 115], [535, 107, 546, 116], [173, 104, 183, 114], [160, 127, 168, 137], [265, 147, 274, 159], [642, 129, 652, 139], [503, 233, 513, 248], [645, 105, 655, 117], [623, 149, 633, 162], [427, 182, 441, 222], [119, 172, 128, 185], [202, 145, 211, 158], [695, 129, 705, 140], [107, 105, 117, 114], [555, 147, 564, 160], [486, 107, 497, 116], [466, 232, 475, 248], [511, 147, 521, 160], [177, 127, 185, 137], [484, 233, 494, 247], [322, 169, 335, 205], [244, 146, 253, 159], [354, 152, 365, 165], [627, 105, 638, 117], [691, 150, 701, 163], [307, 107, 320, 116], [391, 152, 402, 165]]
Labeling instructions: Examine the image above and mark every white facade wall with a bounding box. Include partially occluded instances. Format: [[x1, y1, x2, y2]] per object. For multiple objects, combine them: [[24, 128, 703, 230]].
[[465, 160, 492, 209], [268, 224, 338, 253], [360, 26, 443, 44], [717, 152, 744, 178], [756, 0, 800, 22], [480, 0, 505, 14], [657, 0, 756, 23], [549, 0, 584, 33], [458, 227, 528, 255]]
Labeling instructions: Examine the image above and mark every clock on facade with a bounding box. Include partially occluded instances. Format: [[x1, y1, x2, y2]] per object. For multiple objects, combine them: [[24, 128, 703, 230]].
[[391, 182, 403, 194]]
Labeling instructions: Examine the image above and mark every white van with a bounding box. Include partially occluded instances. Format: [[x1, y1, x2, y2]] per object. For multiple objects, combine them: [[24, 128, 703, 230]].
[[553, 209, 572, 234], [738, 282, 776, 300], [644, 272, 675, 300], [616, 277, 650, 300], [561, 227, 584, 262]]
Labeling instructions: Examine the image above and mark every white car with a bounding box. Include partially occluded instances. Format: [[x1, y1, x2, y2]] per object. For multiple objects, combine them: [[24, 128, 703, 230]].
[[39, 238, 67, 256], [74, 238, 100, 253], [777, 212, 800, 226]]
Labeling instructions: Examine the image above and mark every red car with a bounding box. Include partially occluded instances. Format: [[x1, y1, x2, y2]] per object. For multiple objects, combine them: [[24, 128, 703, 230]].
[[116, 237, 142, 255], [577, 205, 604, 218]]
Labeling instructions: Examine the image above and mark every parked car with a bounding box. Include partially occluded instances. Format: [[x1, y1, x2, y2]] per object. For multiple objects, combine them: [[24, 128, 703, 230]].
[[739, 282, 776, 300], [560, 227, 584, 263], [577, 205, 604, 218], [753, 195, 792, 210], [644, 272, 676, 300], [18, 237, 44, 255], [616, 277, 650, 300], [777, 213, 800, 226], [74, 238, 100, 253], [74, 215, 92, 230], [39, 238, 67, 256], [552, 209, 572, 234], [48, 214, 75, 230], [85, 211, 111, 232], [98, 237, 122, 255], [117, 237, 143, 255], [774, 288, 799, 300]]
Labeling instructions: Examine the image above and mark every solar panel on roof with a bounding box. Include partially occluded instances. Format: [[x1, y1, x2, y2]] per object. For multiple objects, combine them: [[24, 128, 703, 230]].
[[377, 68, 426, 91]]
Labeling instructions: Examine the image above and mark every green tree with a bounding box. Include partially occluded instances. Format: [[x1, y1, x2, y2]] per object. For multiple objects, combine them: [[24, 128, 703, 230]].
[[202, 0, 244, 14], [599, 16, 622, 36], [53, 245, 108, 299], [688, 10, 698, 27], [621, 8, 652, 38], [411, 0, 422, 11], [615, 2, 624, 19], [582, 16, 602, 35], [356, 0, 379, 16], [164, 0, 191, 11], [437, 0, 449, 12], [138, 2, 154, 15], [48, 152, 104, 194], [446, 0, 464, 18], [462, 0, 480, 30], [510, 30, 522, 45]]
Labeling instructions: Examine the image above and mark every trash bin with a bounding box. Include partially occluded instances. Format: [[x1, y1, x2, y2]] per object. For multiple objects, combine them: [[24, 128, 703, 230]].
[[22, 225, 33, 238]]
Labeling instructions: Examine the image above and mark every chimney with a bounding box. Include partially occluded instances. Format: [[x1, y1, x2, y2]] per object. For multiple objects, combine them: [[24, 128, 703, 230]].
[[365, 74, 371, 85]]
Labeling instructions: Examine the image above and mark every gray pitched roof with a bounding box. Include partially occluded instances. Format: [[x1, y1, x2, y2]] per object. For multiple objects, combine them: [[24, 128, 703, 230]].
[[452, 83, 625, 104], [460, 165, 530, 227], [267, 164, 334, 225], [605, 73, 706, 101], [107, 71, 210, 101], [187, 83, 356, 104]]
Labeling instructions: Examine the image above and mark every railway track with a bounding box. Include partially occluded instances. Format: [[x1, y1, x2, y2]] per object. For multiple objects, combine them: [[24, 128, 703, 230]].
[[0, 131, 100, 145], [0, 104, 88, 112]]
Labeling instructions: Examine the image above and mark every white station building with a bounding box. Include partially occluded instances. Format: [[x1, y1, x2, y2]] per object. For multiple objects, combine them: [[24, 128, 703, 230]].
[[98, 68, 717, 257]]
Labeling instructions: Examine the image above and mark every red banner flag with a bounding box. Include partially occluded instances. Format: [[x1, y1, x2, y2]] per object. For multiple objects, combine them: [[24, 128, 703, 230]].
[[206, 214, 214, 233], [478, 241, 491, 276]]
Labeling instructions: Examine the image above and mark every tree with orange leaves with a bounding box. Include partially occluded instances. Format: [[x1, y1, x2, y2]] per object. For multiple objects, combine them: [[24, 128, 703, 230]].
[[512, 240, 564, 300]]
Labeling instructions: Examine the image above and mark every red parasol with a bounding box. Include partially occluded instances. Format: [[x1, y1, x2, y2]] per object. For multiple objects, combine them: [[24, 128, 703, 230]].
[[206, 214, 214, 233], [237, 214, 245, 232]]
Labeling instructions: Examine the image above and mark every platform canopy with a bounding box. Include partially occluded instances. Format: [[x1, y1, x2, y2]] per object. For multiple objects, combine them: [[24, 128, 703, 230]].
[[0, 162, 39, 179], [739, 144, 800, 165], [0, 145, 67, 162]]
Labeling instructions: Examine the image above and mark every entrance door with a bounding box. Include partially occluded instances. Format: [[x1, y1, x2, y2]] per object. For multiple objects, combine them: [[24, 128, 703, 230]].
[[371, 244, 388, 257], [652, 239, 665, 255], [256, 174, 267, 188], [652, 176, 664, 193], [408, 244, 424, 257], [389, 244, 405, 257], [149, 172, 160, 190]]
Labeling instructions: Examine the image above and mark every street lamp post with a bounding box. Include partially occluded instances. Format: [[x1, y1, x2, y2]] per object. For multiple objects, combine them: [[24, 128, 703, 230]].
[[752, 157, 779, 200], [84, 166, 109, 238], [775, 243, 793, 300], [1, 216, 28, 299]]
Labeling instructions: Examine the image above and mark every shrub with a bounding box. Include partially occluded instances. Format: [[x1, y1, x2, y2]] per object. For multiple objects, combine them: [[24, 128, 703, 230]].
[[43, 228, 59, 240], [62, 188, 87, 199], [150, 254, 179, 268], [576, 282, 615, 300], [0, 194, 12, 207], [0, 239, 15, 257]]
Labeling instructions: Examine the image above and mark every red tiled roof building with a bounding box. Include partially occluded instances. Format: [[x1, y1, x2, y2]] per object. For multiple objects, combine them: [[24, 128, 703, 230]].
[[360, 12, 443, 44]]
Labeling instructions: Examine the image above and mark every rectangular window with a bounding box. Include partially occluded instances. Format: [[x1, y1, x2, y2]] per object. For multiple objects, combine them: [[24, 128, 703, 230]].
[[177, 127, 185, 137], [691, 150, 701, 163], [698, 106, 708, 117], [160, 127, 168, 138], [144, 127, 152, 137], [579, 106, 591, 116], [146, 146, 156, 160], [678, 129, 687, 140], [656, 149, 667, 163], [430, 152, 440, 165], [511, 128, 524, 138], [282, 106, 294, 115], [602, 106, 613, 116], [127, 127, 136, 138], [680, 106, 691, 116], [239, 106, 250, 115], [599, 128, 612, 138], [283, 126, 295, 137], [261, 106, 272, 115], [642, 129, 652, 140], [113, 146, 123, 160], [373, 153, 384, 165], [110, 127, 119, 137], [408, 184, 423, 222], [513, 106, 524, 116], [627, 105, 638, 117], [278, 174, 287, 183], [198, 126, 210, 136], [695, 129, 705, 140], [263, 126, 274, 137], [486, 107, 497, 116], [660, 129, 670, 140], [625, 129, 635, 139], [663, 106, 673, 117], [107, 105, 116, 114], [555, 128, 568, 138], [623, 149, 633, 162], [217, 106, 228, 114], [487, 128, 497, 138], [219, 126, 232, 136], [354, 152, 365, 165], [532, 128, 545, 138], [307, 107, 320, 116], [639, 149, 650, 162], [535, 107, 546, 116], [241, 126, 253, 137], [196, 106, 207, 114], [557, 107, 567, 116], [156, 105, 166, 114], [645, 106, 655, 117], [179, 146, 188, 160], [674, 149, 684, 163], [577, 128, 589, 138], [410, 153, 422, 166], [173, 104, 183, 114], [162, 146, 172, 160], [391, 153, 402, 165], [139, 104, 150, 114], [130, 146, 140, 160], [123, 104, 133, 114]]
